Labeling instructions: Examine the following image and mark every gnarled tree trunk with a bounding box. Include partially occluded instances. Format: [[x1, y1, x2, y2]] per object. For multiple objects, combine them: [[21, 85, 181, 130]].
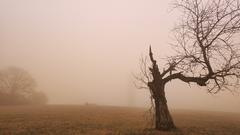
[[149, 82, 176, 130], [154, 88, 175, 130], [148, 47, 176, 130]]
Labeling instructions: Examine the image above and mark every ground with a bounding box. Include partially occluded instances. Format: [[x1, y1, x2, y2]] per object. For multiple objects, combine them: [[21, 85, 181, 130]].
[[0, 105, 239, 135]]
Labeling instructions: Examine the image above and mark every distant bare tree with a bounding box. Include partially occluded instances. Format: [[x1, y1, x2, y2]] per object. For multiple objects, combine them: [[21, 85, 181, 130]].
[[0, 67, 36, 95], [135, 0, 240, 131], [0, 67, 47, 105]]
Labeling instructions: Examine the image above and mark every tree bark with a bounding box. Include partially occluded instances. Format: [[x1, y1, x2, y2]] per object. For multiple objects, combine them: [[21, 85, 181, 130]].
[[154, 87, 176, 130], [148, 46, 176, 130]]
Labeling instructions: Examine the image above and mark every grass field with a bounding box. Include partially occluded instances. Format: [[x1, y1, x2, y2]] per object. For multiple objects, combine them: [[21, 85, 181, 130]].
[[0, 105, 239, 135]]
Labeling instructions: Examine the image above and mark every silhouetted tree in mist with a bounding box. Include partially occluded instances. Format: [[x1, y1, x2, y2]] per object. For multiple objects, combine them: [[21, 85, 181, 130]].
[[135, 0, 240, 131], [0, 67, 48, 105]]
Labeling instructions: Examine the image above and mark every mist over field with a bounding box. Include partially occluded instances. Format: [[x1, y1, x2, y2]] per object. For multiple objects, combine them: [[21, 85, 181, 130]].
[[1, 0, 240, 113]]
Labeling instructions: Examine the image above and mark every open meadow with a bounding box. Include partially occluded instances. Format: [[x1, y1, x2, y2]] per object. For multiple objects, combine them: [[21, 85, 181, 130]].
[[0, 105, 239, 135]]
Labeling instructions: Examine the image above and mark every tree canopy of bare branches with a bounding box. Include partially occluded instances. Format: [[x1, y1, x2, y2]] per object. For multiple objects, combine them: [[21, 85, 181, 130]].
[[169, 0, 240, 93]]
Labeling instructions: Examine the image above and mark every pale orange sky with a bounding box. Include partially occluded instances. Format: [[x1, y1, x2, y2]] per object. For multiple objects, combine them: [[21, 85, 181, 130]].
[[0, 0, 239, 112]]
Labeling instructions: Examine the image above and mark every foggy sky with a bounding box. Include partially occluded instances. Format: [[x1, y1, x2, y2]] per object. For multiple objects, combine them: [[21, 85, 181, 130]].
[[0, 0, 240, 112]]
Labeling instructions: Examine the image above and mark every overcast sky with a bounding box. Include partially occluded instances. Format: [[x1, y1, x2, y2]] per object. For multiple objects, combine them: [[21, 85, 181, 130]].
[[0, 0, 239, 112]]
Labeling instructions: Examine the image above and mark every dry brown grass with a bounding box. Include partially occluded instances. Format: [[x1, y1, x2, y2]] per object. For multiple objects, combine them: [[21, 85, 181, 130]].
[[0, 105, 239, 135]]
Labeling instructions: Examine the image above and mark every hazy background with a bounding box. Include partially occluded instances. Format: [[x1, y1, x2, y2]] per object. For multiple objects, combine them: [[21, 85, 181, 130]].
[[0, 0, 239, 112]]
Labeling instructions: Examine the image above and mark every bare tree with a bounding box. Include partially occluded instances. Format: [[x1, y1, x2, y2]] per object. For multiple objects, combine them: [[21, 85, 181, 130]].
[[135, 0, 240, 131], [0, 67, 36, 95], [0, 67, 47, 105]]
